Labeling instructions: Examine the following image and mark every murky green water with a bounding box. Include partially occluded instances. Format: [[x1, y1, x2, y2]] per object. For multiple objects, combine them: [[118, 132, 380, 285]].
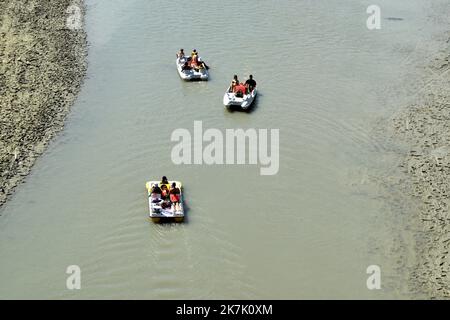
[[0, 0, 447, 299]]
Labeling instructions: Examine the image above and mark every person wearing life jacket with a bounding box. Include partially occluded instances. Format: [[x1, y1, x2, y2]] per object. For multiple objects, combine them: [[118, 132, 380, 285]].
[[234, 83, 246, 97], [169, 183, 181, 202], [161, 184, 170, 200], [169, 182, 181, 212], [191, 49, 198, 58], [190, 54, 199, 68], [159, 176, 170, 199]]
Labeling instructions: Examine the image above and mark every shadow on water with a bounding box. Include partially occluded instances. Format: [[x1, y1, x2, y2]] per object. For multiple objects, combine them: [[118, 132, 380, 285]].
[[183, 78, 209, 82], [148, 213, 189, 225]]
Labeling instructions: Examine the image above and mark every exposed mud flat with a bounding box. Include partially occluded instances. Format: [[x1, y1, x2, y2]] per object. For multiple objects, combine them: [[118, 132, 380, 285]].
[[392, 39, 450, 298], [0, 0, 87, 207]]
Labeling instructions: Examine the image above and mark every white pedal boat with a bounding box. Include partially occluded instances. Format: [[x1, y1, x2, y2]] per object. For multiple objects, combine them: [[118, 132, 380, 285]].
[[223, 86, 257, 110], [176, 57, 209, 81], [146, 180, 184, 223]]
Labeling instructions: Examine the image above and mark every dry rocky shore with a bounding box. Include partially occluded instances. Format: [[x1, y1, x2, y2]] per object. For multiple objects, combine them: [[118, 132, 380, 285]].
[[0, 0, 87, 207]]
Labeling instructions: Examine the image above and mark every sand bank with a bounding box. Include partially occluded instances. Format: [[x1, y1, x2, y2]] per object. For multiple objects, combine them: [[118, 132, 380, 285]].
[[0, 0, 87, 207], [392, 38, 450, 298]]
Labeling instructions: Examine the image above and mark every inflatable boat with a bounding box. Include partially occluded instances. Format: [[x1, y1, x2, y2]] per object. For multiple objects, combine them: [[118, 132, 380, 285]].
[[176, 56, 209, 81], [146, 180, 184, 223], [223, 86, 257, 110]]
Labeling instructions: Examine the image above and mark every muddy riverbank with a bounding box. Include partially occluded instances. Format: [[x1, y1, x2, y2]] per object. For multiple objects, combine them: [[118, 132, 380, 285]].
[[392, 37, 450, 298], [0, 0, 87, 207]]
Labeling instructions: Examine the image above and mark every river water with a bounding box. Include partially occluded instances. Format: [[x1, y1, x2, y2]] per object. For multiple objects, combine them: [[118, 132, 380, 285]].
[[0, 0, 447, 299]]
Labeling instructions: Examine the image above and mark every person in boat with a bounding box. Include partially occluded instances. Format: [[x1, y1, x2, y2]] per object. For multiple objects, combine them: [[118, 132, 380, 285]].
[[191, 49, 198, 58], [229, 75, 239, 92], [169, 182, 181, 211], [161, 184, 170, 200], [234, 82, 247, 97], [245, 75, 256, 92], [199, 58, 209, 69], [190, 54, 199, 68], [229, 79, 237, 93], [177, 49, 185, 59], [181, 61, 192, 72], [151, 183, 162, 200], [197, 61, 206, 70], [161, 176, 169, 185]]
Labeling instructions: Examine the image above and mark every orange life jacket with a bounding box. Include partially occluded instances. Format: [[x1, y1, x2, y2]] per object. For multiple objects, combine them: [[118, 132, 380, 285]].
[[170, 194, 180, 203]]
